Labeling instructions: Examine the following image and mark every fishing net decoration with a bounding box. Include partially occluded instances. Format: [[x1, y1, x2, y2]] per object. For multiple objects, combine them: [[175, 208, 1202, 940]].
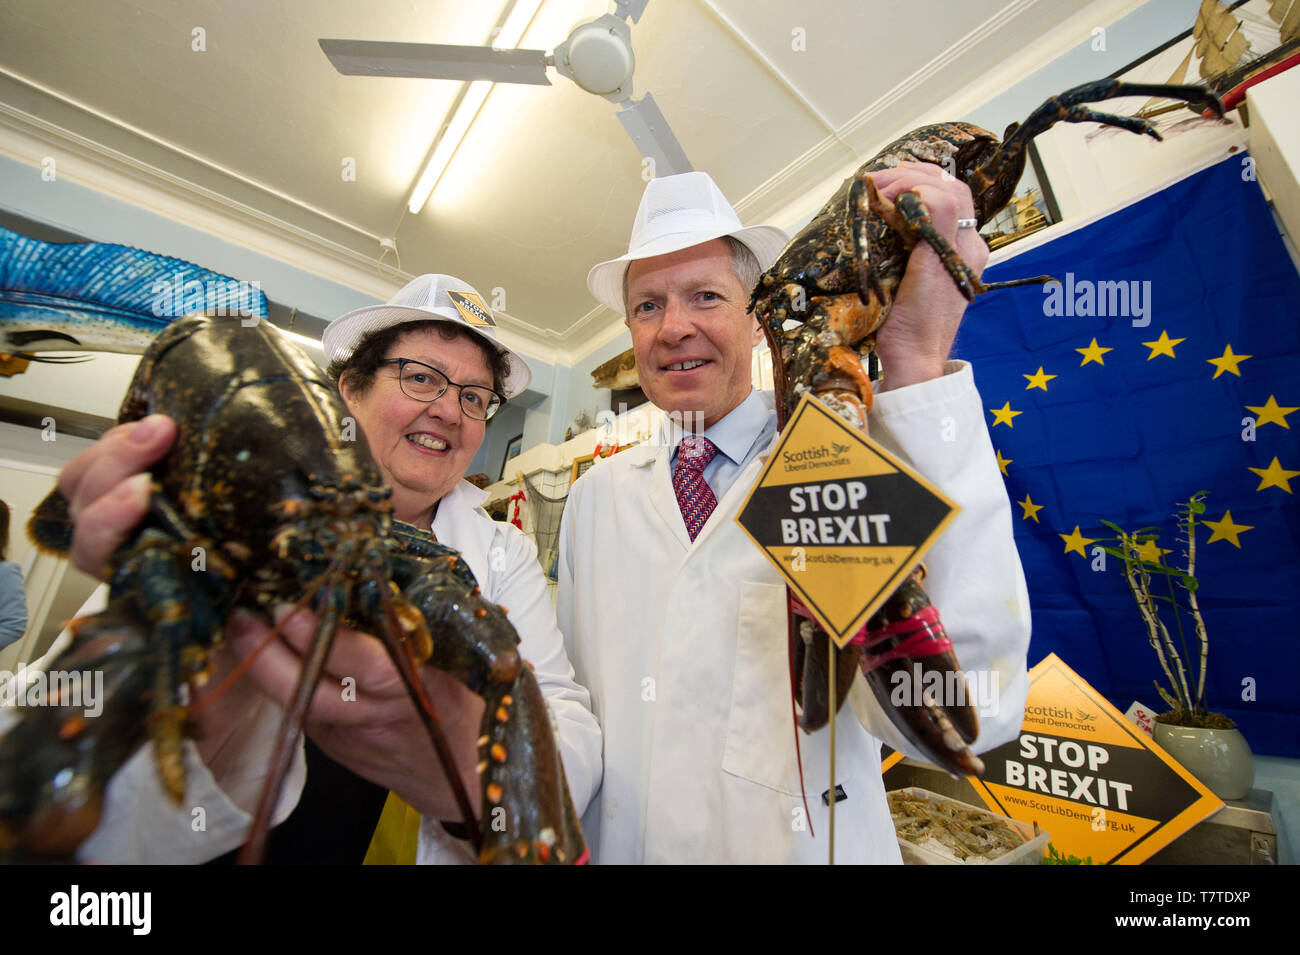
[[521, 470, 568, 581]]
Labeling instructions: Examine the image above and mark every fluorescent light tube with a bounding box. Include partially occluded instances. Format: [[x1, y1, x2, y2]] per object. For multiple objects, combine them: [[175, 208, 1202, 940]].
[[407, 0, 546, 213]]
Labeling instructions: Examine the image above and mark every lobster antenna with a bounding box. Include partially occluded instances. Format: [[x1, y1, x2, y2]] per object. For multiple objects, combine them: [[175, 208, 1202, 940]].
[[239, 571, 350, 864], [189, 574, 334, 717], [373, 569, 483, 854], [982, 275, 1056, 292], [786, 613, 815, 839]]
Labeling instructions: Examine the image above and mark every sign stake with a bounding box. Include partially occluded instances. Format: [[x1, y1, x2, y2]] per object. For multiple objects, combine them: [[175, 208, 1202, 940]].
[[828, 633, 836, 866]]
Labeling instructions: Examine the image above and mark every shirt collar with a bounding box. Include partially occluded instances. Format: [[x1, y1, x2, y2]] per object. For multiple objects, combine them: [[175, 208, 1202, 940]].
[[430, 480, 489, 532], [663, 389, 769, 467], [705, 389, 772, 465]]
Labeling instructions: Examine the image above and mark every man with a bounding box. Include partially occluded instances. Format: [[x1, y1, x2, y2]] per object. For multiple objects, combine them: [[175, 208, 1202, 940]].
[[558, 168, 1032, 863]]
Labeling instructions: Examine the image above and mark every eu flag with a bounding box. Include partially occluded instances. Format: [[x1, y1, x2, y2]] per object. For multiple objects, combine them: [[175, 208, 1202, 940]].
[[957, 155, 1300, 757]]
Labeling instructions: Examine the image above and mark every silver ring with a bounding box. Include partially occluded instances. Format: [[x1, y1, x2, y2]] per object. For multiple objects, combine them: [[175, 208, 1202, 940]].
[[956, 218, 978, 229]]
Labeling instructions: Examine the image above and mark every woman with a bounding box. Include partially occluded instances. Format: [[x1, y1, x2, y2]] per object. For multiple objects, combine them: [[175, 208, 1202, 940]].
[[49, 275, 600, 863], [0, 500, 28, 652]]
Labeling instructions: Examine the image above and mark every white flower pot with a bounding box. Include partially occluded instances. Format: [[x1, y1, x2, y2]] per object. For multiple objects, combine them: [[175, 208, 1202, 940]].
[[1152, 723, 1255, 801]]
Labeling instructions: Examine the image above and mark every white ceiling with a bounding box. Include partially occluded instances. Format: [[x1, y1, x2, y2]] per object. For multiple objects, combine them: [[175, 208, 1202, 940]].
[[0, 0, 1150, 363]]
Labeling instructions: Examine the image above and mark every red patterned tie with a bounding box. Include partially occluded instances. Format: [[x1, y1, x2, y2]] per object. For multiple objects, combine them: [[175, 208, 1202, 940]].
[[673, 435, 719, 542]]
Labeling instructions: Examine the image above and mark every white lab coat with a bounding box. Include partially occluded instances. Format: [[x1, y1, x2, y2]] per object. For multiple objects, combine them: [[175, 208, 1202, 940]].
[[40, 480, 601, 863], [557, 361, 1031, 864]]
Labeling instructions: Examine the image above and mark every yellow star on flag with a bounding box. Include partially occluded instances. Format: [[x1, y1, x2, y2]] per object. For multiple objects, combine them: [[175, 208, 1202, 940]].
[[1203, 510, 1253, 548], [1076, 338, 1113, 366], [1248, 457, 1299, 493], [996, 449, 1012, 475], [1245, 395, 1298, 430], [1142, 330, 1186, 359], [1018, 494, 1043, 523], [989, 402, 1022, 428], [1024, 367, 1057, 391], [1133, 538, 1171, 563], [1207, 344, 1252, 379], [1059, 526, 1097, 557]]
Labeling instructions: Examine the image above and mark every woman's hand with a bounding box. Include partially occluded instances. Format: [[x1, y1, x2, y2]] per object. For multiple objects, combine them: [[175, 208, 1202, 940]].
[[227, 607, 485, 824], [57, 414, 176, 577], [864, 162, 990, 390]]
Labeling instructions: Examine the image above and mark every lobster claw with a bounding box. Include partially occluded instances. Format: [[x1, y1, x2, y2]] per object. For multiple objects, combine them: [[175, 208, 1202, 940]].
[[857, 571, 984, 776], [391, 538, 589, 865], [476, 665, 589, 865], [0, 601, 157, 860]]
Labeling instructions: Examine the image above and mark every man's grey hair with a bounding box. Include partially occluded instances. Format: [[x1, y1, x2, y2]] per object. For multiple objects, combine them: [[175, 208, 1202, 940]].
[[621, 235, 762, 317]]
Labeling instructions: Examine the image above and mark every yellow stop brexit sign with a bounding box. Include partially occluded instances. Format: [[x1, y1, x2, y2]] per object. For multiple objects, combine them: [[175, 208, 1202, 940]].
[[736, 393, 959, 646], [970, 654, 1224, 864]]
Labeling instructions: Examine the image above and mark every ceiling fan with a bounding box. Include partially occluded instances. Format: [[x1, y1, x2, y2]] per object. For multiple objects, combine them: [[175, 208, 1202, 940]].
[[319, 0, 693, 209]]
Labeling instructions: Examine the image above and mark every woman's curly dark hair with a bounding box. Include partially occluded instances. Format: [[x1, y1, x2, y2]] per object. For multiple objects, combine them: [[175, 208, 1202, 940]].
[[327, 320, 513, 412]]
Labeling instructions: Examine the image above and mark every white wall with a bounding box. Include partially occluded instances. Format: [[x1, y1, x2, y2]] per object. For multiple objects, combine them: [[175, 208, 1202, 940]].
[[559, 327, 634, 437], [467, 401, 527, 481]]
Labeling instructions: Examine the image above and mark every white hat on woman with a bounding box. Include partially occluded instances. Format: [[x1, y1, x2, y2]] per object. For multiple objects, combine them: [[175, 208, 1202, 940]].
[[586, 171, 789, 314], [323, 274, 532, 398]]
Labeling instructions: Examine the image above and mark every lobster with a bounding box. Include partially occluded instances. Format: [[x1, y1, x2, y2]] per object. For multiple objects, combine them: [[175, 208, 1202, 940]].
[[750, 80, 1225, 776], [0, 315, 587, 864]]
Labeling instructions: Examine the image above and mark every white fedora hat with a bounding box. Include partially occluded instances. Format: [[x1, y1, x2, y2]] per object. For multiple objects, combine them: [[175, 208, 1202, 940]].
[[323, 274, 531, 399], [587, 171, 790, 314]]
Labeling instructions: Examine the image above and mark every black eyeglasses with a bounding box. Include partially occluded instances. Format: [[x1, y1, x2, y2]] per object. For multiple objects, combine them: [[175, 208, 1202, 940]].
[[379, 358, 504, 421]]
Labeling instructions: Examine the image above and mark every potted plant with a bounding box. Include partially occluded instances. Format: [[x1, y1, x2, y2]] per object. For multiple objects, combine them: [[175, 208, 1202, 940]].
[[1098, 492, 1254, 800]]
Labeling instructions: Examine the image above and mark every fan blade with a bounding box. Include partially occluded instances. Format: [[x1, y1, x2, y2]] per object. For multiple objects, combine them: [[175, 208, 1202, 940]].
[[616, 93, 693, 176], [614, 0, 651, 22], [319, 39, 552, 85]]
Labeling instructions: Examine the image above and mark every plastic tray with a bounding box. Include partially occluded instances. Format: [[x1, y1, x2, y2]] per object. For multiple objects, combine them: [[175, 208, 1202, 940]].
[[888, 787, 1049, 865]]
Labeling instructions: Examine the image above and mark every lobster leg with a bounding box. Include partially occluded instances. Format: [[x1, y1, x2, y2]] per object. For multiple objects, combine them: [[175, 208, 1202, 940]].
[[967, 81, 1225, 197], [854, 175, 986, 303], [129, 530, 208, 803], [239, 583, 347, 864], [893, 190, 986, 302], [236, 547, 482, 864], [849, 178, 890, 310], [369, 581, 483, 853]]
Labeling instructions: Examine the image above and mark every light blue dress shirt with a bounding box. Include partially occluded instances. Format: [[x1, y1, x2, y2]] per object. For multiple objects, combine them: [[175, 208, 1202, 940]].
[[668, 389, 777, 501]]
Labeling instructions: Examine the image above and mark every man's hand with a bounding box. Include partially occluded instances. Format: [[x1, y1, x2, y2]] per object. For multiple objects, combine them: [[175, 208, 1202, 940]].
[[226, 607, 486, 825], [58, 414, 176, 577], [866, 162, 990, 390]]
